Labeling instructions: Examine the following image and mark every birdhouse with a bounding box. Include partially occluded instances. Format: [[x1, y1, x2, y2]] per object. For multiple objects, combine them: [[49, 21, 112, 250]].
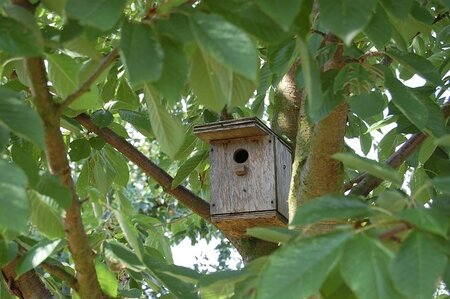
[[194, 117, 292, 238]]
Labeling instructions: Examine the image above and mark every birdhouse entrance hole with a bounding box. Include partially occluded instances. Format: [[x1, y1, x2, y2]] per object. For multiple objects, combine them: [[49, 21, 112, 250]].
[[233, 149, 248, 163]]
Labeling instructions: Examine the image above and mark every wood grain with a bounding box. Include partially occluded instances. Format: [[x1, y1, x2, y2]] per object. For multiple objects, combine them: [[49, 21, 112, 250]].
[[275, 138, 291, 220], [210, 136, 276, 214]]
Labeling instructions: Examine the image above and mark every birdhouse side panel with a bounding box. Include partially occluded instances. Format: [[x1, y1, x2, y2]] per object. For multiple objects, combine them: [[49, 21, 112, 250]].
[[275, 138, 292, 221], [209, 136, 276, 215]]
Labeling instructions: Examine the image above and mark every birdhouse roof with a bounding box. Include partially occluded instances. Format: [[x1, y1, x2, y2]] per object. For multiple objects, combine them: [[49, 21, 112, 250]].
[[194, 117, 290, 150]]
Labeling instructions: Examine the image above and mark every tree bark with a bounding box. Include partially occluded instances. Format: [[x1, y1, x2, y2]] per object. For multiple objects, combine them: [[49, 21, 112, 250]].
[[1, 258, 53, 299], [25, 58, 104, 299], [272, 61, 303, 150], [288, 34, 348, 235]]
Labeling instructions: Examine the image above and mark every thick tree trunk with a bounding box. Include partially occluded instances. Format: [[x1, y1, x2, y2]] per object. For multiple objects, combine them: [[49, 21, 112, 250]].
[[272, 61, 303, 150], [288, 34, 348, 235]]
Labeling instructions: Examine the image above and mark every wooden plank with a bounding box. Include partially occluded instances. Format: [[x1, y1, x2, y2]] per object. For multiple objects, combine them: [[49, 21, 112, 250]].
[[274, 139, 292, 220], [212, 211, 287, 239], [210, 135, 276, 215], [194, 117, 271, 143]]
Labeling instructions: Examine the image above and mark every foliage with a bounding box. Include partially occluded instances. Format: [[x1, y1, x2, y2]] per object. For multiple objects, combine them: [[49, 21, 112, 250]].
[[0, 0, 449, 298]]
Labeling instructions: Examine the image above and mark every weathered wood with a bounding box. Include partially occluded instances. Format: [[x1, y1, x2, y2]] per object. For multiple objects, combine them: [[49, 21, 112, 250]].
[[275, 138, 291, 219], [210, 136, 276, 214], [194, 117, 271, 143], [212, 211, 287, 239], [195, 117, 292, 238]]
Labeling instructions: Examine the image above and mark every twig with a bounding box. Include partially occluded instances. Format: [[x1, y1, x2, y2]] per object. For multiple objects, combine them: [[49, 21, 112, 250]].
[[433, 11, 449, 24], [42, 262, 79, 292], [379, 222, 411, 241], [74, 113, 211, 222], [349, 104, 450, 196], [358, 51, 386, 63], [59, 48, 119, 111], [343, 172, 366, 191], [311, 29, 326, 37]]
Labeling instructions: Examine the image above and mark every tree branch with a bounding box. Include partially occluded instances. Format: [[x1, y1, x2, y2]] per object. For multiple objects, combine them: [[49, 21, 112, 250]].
[[379, 223, 411, 241], [2, 257, 54, 299], [74, 113, 211, 222], [41, 262, 79, 293], [350, 104, 450, 196], [59, 48, 119, 111], [25, 57, 104, 299]]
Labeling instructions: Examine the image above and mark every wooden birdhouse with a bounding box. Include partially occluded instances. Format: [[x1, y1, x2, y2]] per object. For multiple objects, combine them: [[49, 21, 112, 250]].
[[194, 117, 292, 238]]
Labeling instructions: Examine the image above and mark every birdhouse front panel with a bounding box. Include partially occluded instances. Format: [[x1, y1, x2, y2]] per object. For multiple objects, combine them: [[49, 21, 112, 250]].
[[209, 135, 276, 215]]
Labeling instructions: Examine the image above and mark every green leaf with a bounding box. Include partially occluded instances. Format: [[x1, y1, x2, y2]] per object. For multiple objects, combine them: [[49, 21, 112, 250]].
[[189, 48, 231, 112], [89, 136, 106, 150], [390, 231, 448, 299], [340, 234, 403, 299], [190, 12, 258, 81], [246, 227, 298, 243], [409, 167, 431, 204], [363, 5, 392, 49], [91, 109, 113, 128], [200, 269, 250, 298], [418, 136, 437, 164], [113, 209, 144, 261], [0, 160, 29, 234], [47, 54, 100, 110], [432, 176, 450, 194], [0, 93, 44, 149], [0, 160, 28, 188], [11, 143, 39, 187], [257, 231, 352, 299], [387, 50, 442, 86], [203, 0, 288, 43], [256, 0, 302, 31], [104, 146, 129, 187], [385, 72, 429, 129], [348, 91, 387, 119], [0, 126, 9, 151], [297, 38, 325, 123], [120, 22, 164, 86], [16, 239, 61, 277], [333, 152, 402, 184], [291, 195, 373, 226], [396, 208, 449, 237], [46, 54, 79, 97], [95, 262, 118, 298], [154, 266, 200, 299], [0, 240, 18, 268], [144, 85, 186, 159], [36, 174, 71, 209], [153, 37, 188, 104], [104, 241, 145, 272], [29, 191, 65, 240], [380, 0, 413, 20], [69, 138, 91, 161], [66, 0, 125, 31], [42, 0, 66, 14], [118, 109, 153, 138], [0, 16, 43, 57], [172, 150, 208, 188], [318, 0, 376, 44]]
